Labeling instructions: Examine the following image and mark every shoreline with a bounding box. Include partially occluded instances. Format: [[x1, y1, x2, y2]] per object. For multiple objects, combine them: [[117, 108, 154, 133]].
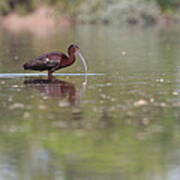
[[0, 7, 75, 36], [0, 6, 179, 36]]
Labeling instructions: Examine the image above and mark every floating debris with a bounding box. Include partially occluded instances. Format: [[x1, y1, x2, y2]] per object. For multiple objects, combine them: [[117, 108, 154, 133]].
[[121, 51, 127, 56], [8, 97, 13, 102], [38, 104, 47, 110], [172, 91, 178, 96], [156, 78, 164, 83], [14, 56, 19, 60], [106, 82, 112, 86], [100, 94, 106, 99], [111, 98, 116, 102], [42, 96, 48, 100], [23, 112, 30, 119], [9, 103, 25, 110], [150, 98, 154, 103], [134, 99, 148, 107], [1, 81, 5, 85], [58, 101, 70, 107], [159, 102, 167, 107], [12, 85, 20, 88]]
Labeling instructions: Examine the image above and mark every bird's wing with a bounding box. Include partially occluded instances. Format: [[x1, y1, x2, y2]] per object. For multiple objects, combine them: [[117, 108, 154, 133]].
[[24, 52, 68, 71]]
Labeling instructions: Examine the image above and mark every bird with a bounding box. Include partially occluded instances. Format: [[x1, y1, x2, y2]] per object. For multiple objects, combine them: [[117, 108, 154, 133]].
[[23, 44, 87, 80]]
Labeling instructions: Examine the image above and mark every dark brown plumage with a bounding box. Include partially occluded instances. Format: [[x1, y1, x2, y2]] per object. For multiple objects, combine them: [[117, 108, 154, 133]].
[[23, 44, 80, 79]]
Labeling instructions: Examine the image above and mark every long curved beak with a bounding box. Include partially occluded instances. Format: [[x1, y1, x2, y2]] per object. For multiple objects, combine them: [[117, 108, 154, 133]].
[[77, 52, 88, 73]]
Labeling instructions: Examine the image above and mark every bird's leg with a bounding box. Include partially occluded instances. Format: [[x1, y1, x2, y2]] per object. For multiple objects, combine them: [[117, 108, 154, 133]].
[[48, 64, 60, 80], [48, 70, 53, 80]]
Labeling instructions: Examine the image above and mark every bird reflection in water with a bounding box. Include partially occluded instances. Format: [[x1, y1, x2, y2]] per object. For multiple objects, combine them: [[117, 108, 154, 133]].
[[24, 77, 87, 128], [24, 78, 80, 107]]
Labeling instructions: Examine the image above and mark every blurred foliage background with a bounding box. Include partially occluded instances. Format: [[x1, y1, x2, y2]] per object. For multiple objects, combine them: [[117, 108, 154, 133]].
[[0, 0, 180, 25], [0, 0, 179, 27], [0, 0, 179, 16]]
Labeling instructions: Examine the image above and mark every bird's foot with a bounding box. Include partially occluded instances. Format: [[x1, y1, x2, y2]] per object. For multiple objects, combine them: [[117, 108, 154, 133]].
[[48, 72, 54, 81]]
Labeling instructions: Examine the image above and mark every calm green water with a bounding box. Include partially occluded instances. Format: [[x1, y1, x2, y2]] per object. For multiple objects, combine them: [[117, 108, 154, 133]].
[[0, 25, 180, 180]]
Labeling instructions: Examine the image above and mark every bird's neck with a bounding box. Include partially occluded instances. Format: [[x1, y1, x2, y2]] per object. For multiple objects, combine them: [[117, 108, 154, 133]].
[[68, 53, 76, 63]]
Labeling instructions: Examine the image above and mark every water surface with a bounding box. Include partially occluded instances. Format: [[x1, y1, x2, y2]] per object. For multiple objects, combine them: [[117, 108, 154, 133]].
[[0, 25, 180, 180]]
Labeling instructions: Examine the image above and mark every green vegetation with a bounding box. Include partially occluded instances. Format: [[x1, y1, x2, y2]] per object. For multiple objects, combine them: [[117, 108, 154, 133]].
[[0, 0, 179, 15], [155, 0, 180, 12], [0, 0, 180, 25], [0, 0, 80, 15]]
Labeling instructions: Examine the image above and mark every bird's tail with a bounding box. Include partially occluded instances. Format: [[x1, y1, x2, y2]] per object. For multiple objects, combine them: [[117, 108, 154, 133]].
[[23, 63, 31, 70]]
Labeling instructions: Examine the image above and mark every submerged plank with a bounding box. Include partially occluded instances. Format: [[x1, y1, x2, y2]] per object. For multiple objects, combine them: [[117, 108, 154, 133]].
[[0, 73, 104, 78]]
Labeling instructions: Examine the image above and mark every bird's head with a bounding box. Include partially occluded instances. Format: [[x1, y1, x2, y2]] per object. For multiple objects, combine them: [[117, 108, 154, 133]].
[[68, 43, 88, 73], [68, 44, 80, 56]]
